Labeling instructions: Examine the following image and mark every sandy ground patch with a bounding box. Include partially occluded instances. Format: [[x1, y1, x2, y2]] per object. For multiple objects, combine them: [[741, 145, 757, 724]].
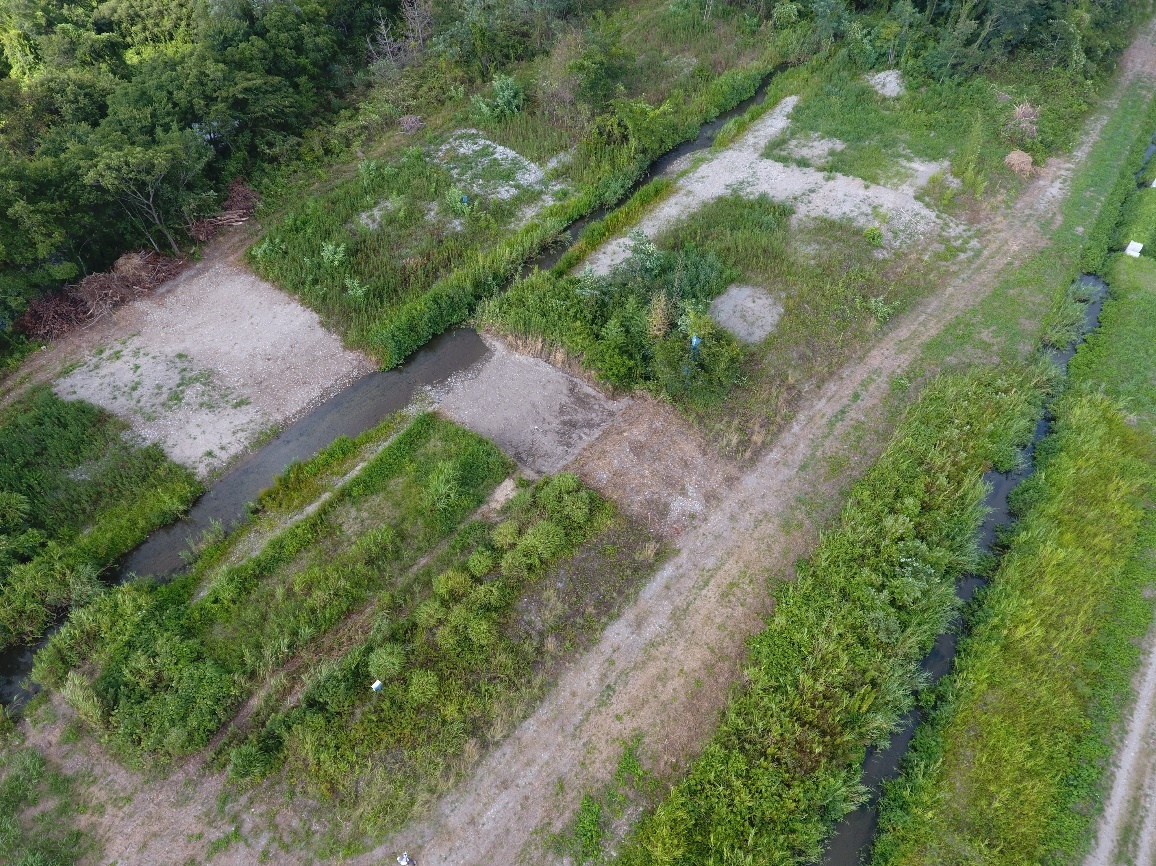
[[867, 69, 906, 98], [48, 243, 373, 476], [580, 95, 949, 274], [567, 398, 741, 536], [429, 334, 629, 474], [709, 283, 783, 343]]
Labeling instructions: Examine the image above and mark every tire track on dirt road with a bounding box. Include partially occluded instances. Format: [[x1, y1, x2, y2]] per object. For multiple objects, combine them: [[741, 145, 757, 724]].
[[375, 22, 1156, 866]]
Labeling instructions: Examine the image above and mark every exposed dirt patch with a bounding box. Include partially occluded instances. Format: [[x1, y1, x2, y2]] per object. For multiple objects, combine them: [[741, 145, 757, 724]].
[[709, 283, 784, 343], [9, 237, 373, 477], [567, 398, 741, 536], [581, 95, 949, 274], [1085, 621, 1156, 866], [429, 335, 629, 474], [867, 69, 906, 98]]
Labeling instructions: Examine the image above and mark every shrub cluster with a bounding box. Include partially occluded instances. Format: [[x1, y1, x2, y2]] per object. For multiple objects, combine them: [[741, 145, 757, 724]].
[[613, 364, 1050, 864], [480, 232, 743, 408], [33, 413, 511, 760], [228, 472, 616, 832]]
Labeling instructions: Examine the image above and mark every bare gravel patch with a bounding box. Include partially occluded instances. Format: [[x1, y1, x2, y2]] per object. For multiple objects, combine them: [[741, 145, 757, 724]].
[[709, 283, 783, 343], [52, 245, 373, 476], [429, 334, 629, 474]]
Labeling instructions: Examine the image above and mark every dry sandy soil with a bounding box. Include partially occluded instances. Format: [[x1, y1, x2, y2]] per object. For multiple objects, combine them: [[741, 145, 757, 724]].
[[429, 334, 629, 474], [13, 21, 1156, 866], [580, 94, 949, 275], [13, 239, 373, 476]]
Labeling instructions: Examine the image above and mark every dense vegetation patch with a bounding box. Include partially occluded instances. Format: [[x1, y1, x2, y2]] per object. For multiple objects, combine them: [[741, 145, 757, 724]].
[[33, 412, 511, 757], [0, 388, 199, 651], [871, 249, 1156, 865], [225, 470, 659, 836], [607, 364, 1049, 864], [481, 193, 927, 456]]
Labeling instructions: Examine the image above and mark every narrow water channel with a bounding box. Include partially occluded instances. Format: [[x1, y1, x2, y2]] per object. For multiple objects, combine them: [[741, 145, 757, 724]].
[[0, 71, 784, 711], [821, 274, 1108, 865]]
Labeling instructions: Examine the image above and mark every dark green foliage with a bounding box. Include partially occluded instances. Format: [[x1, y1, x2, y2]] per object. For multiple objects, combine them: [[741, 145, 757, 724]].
[[0, 0, 382, 342], [614, 364, 1051, 865], [227, 470, 619, 832], [480, 232, 740, 406], [0, 388, 199, 650]]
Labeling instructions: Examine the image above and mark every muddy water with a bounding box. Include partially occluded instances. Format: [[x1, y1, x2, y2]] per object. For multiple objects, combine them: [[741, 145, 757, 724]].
[[822, 274, 1108, 866], [0, 71, 786, 711]]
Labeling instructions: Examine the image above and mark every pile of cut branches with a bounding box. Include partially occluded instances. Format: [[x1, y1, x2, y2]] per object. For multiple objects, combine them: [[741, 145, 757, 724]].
[[189, 179, 260, 242], [15, 251, 188, 340]]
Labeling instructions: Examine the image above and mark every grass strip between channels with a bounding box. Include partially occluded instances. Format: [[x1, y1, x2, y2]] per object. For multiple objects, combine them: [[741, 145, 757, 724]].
[[613, 363, 1051, 865]]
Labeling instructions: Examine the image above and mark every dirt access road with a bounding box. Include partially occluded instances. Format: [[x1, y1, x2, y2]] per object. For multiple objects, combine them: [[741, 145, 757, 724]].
[[375, 23, 1156, 866]]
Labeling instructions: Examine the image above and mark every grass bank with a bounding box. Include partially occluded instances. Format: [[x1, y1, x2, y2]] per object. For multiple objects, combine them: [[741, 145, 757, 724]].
[[871, 255, 1156, 865], [0, 389, 200, 653], [603, 364, 1050, 864], [250, 1, 798, 369]]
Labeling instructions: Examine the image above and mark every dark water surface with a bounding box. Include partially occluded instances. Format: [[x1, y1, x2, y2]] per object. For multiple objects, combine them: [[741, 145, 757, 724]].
[[821, 274, 1108, 865]]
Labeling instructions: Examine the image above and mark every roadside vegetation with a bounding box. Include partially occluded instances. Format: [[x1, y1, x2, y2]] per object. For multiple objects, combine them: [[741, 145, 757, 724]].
[[0, 388, 200, 652], [603, 363, 1051, 864]]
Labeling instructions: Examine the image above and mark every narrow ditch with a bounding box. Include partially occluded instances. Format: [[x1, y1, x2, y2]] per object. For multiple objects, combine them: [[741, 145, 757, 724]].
[[821, 273, 1109, 865], [0, 71, 784, 712]]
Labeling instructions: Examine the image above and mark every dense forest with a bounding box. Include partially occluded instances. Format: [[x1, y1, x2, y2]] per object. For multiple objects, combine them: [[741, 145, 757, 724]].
[[0, 0, 1142, 360]]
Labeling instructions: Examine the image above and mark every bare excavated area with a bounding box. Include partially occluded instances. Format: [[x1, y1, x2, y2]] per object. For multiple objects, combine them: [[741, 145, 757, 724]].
[[11, 239, 374, 476]]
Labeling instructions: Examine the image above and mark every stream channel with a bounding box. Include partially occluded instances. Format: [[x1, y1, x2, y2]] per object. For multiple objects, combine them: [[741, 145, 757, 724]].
[[0, 74, 783, 710], [821, 273, 1109, 866]]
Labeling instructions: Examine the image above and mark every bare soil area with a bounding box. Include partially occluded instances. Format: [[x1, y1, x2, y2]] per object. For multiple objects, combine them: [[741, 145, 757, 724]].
[[11, 237, 373, 476], [580, 94, 949, 275], [568, 398, 741, 536], [429, 334, 629, 474]]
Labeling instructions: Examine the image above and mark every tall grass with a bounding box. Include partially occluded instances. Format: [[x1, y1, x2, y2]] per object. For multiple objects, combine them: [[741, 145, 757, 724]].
[[0, 389, 200, 650], [871, 392, 1155, 865], [612, 364, 1050, 865]]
